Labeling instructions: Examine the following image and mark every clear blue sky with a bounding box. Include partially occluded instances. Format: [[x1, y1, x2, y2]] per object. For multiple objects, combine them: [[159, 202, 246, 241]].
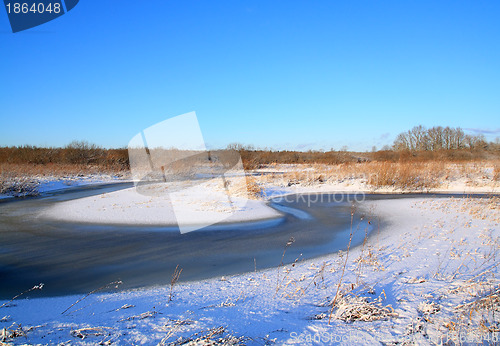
[[1, 1, 499, 151]]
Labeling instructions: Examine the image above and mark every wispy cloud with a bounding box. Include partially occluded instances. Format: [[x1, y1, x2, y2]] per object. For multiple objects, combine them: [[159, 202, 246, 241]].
[[379, 132, 390, 140], [295, 142, 317, 150], [465, 128, 500, 135]]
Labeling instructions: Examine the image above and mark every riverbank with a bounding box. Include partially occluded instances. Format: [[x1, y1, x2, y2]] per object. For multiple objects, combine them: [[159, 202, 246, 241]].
[[252, 162, 499, 196], [1, 194, 498, 345], [31, 161, 497, 231], [0, 171, 130, 199], [1, 161, 498, 200]]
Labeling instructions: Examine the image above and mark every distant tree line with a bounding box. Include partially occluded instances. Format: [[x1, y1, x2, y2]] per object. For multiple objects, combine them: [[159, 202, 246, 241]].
[[0, 141, 129, 169], [393, 125, 491, 151], [1, 128, 499, 173]]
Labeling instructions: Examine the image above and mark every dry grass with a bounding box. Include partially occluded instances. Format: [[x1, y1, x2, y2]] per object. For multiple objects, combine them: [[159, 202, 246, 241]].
[[1, 144, 498, 197], [244, 176, 263, 199], [239, 145, 500, 169], [162, 326, 244, 346], [213, 175, 263, 200], [412, 197, 500, 341], [274, 237, 296, 297], [0, 284, 44, 309], [62, 281, 123, 315], [354, 245, 385, 273], [330, 291, 397, 322], [0, 145, 129, 196], [0, 162, 127, 178], [169, 265, 183, 302], [71, 326, 113, 340], [0, 175, 39, 196], [432, 196, 500, 223], [328, 206, 356, 323], [0, 145, 129, 168], [252, 160, 498, 192], [367, 161, 444, 190], [0, 162, 129, 196], [1, 323, 39, 344]]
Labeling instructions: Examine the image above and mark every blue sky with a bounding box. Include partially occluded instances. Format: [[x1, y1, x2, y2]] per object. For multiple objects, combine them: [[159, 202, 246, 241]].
[[1, 1, 499, 151]]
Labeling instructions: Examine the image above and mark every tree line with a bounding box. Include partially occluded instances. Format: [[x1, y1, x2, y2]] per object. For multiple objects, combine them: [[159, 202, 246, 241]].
[[393, 125, 492, 151], [0, 141, 129, 169], [1, 127, 498, 171]]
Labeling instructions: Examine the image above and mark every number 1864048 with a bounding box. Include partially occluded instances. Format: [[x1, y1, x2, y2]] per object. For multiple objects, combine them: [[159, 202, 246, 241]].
[[5, 2, 61, 14]]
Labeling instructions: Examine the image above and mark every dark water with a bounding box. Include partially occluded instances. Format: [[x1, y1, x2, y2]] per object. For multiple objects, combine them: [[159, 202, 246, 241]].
[[0, 184, 493, 299]]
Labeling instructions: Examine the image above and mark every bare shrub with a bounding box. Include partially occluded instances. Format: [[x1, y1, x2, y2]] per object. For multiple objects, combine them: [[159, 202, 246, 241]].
[[64, 141, 105, 165]]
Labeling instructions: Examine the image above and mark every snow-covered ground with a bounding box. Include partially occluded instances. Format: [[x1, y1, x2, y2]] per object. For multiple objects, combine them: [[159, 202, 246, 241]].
[[38, 178, 282, 231], [0, 174, 130, 200], [1, 193, 498, 345]]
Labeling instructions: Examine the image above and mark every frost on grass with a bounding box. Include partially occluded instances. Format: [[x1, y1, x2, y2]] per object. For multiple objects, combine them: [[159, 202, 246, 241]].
[[330, 291, 398, 322], [0, 177, 39, 197], [418, 301, 440, 315], [160, 326, 245, 346]]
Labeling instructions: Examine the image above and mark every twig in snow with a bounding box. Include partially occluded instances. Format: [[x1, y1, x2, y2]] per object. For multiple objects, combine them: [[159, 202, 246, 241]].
[[169, 265, 183, 302], [62, 280, 122, 315], [0, 283, 44, 309]]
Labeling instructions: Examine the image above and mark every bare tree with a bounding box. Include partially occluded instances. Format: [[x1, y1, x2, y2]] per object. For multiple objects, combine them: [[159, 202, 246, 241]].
[[410, 125, 428, 151], [393, 133, 411, 151], [427, 126, 443, 150], [393, 125, 489, 152]]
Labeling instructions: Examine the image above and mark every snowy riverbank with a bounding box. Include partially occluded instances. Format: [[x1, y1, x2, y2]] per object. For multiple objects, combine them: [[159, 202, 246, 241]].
[[0, 173, 130, 200], [38, 177, 282, 232], [1, 195, 498, 345]]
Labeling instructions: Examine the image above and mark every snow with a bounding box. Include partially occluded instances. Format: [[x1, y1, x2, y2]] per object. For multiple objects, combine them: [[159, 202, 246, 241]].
[[268, 202, 313, 220], [0, 174, 129, 200], [38, 179, 283, 229], [1, 194, 498, 345]]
